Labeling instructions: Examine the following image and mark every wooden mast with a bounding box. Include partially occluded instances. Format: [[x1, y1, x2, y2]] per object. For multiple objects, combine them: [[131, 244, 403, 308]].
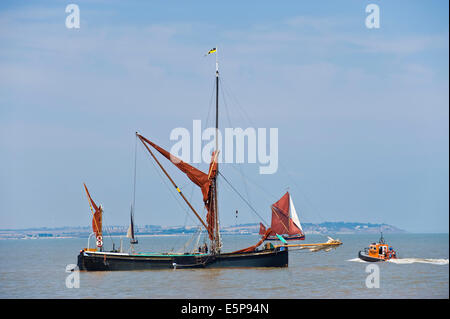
[[213, 46, 221, 254]]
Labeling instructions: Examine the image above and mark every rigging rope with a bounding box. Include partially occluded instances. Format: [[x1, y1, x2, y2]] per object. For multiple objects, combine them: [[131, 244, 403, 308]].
[[218, 171, 269, 227], [132, 133, 138, 215], [219, 80, 255, 211], [219, 75, 324, 229], [219, 77, 257, 128], [204, 77, 217, 129]]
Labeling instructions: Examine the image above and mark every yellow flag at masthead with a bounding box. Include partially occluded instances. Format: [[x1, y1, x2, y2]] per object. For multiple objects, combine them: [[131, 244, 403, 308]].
[[206, 48, 217, 55]]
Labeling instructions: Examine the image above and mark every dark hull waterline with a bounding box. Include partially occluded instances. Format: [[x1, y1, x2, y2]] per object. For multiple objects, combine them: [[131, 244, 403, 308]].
[[77, 247, 288, 271], [358, 251, 385, 262]]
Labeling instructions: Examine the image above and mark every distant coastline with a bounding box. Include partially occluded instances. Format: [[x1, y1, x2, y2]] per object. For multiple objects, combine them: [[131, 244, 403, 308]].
[[0, 222, 406, 240]]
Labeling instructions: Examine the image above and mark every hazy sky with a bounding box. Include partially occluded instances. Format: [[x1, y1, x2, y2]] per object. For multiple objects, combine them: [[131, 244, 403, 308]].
[[0, 1, 448, 233]]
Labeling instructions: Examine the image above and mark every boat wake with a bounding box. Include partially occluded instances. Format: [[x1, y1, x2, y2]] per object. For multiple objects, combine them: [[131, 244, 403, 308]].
[[348, 258, 449, 265], [348, 258, 366, 263], [387, 258, 448, 265]]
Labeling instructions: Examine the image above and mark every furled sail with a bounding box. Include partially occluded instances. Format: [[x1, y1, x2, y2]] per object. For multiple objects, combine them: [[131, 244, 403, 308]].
[[232, 227, 273, 253], [205, 151, 218, 242], [266, 192, 304, 237], [83, 183, 102, 238]]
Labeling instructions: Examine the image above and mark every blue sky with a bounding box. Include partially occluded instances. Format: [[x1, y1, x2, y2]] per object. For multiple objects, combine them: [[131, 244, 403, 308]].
[[0, 1, 448, 232]]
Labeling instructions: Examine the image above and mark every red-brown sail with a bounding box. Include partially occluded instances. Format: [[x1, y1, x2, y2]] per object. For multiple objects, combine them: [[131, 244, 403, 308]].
[[138, 135, 215, 202], [269, 192, 302, 236], [205, 151, 218, 241], [83, 183, 102, 238], [137, 134, 218, 240], [259, 222, 267, 235]]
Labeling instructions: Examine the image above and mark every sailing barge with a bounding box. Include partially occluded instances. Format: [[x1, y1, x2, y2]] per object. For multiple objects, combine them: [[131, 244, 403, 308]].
[[78, 180, 288, 270], [77, 48, 341, 271]]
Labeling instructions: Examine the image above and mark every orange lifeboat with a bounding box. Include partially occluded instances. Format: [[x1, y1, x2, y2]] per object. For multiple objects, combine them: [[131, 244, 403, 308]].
[[358, 233, 397, 262]]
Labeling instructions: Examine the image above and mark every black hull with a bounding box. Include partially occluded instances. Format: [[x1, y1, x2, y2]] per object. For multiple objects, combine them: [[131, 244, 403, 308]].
[[77, 247, 288, 271], [358, 251, 385, 262]]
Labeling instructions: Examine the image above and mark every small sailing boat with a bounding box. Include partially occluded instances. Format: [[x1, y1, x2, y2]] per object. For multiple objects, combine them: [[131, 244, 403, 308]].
[[259, 192, 305, 241], [76, 48, 342, 271], [127, 205, 138, 244]]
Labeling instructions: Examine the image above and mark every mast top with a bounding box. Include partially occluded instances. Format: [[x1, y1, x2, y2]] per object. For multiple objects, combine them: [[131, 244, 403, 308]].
[[215, 46, 219, 76], [205, 47, 219, 76]]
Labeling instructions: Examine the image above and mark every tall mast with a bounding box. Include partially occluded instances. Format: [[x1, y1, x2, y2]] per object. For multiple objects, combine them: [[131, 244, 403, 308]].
[[213, 46, 221, 253], [215, 46, 219, 152]]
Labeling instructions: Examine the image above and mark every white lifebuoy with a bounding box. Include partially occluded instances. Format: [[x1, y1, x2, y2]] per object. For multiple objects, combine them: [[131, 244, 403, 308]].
[[96, 235, 103, 247]]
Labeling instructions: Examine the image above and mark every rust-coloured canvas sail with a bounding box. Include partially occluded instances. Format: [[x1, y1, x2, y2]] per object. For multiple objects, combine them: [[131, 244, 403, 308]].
[[270, 192, 302, 236], [138, 135, 218, 240], [138, 135, 215, 202], [83, 183, 102, 237], [205, 151, 218, 240], [259, 222, 267, 235]]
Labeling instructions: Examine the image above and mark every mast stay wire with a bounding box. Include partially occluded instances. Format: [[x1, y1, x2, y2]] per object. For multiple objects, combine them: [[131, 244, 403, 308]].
[[218, 74, 275, 227], [221, 73, 324, 226], [219, 76, 257, 129], [219, 78, 253, 207], [218, 171, 269, 227], [204, 76, 217, 131], [220, 75, 284, 223], [225, 162, 278, 206]]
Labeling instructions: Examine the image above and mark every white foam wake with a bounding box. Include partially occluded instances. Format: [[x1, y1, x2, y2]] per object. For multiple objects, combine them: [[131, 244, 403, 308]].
[[348, 257, 448, 265], [347, 258, 367, 263], [387, 258, 449, 265]]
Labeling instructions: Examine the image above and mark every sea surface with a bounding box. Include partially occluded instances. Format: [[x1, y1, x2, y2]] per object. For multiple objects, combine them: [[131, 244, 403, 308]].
[[0, 233, 448, 299]]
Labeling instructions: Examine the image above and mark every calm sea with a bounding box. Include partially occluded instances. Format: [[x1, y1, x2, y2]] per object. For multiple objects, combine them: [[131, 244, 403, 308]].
[[0, 233, 448, 299]]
